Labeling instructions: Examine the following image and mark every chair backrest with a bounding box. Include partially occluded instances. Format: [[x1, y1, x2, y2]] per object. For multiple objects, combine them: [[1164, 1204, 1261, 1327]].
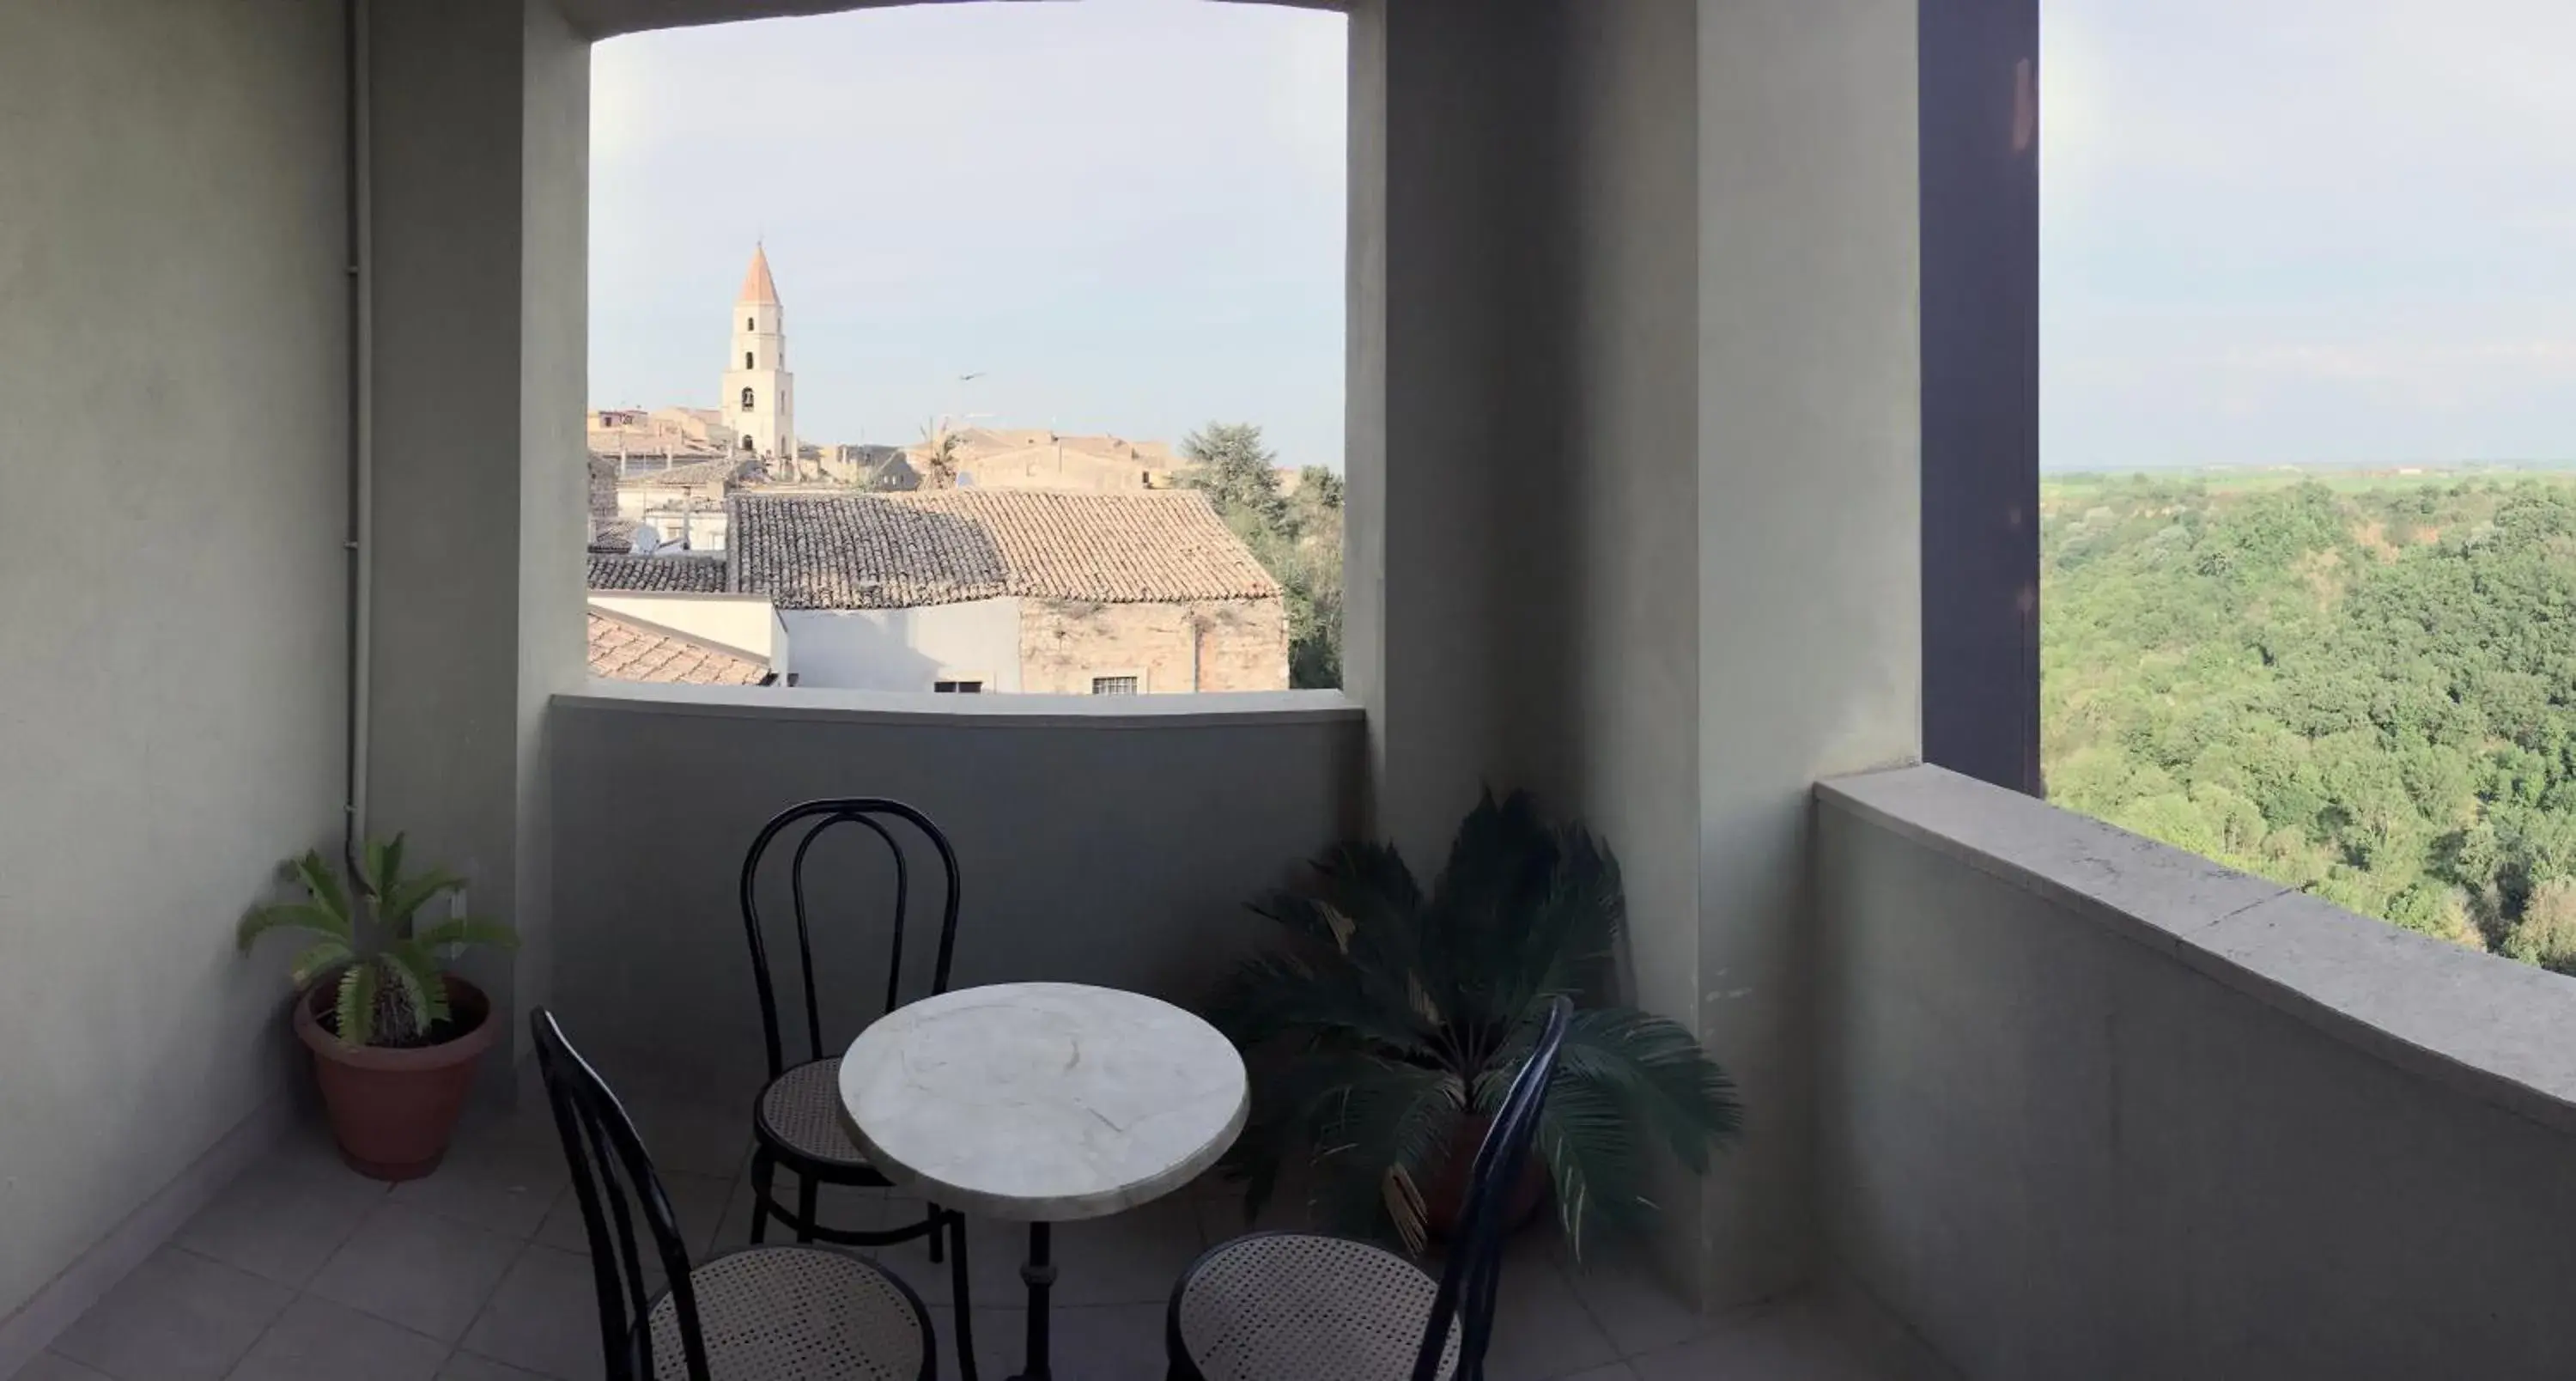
[[530, 1007, 713, 1381], [738, 798, 963, 1078], [1413, 995, 1572, 1381]]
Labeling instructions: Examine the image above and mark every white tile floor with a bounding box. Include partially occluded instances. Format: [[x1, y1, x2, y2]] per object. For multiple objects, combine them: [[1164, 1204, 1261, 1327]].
[[12, 1078, 1957, 1381]]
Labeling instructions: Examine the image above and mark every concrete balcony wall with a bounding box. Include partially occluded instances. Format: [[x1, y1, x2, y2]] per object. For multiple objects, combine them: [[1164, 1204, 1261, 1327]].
[[0, 0, 349, 1342], [1818, 765, 2576, 1380], [546, 686, 1364, 1097]]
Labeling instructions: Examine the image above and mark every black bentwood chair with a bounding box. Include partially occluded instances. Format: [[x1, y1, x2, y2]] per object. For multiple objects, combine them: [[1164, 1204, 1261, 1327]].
[[530, 1008, 936, 1380], [1163, 995, 1574, 1381], [737, 799, 977, 1371]]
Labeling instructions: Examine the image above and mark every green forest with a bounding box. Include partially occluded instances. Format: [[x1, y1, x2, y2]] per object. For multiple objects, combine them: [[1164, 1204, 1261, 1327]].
[[2044, 471, 2576, 971]]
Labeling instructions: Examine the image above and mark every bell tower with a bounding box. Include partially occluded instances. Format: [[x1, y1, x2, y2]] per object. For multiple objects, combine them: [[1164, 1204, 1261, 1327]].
[[720, 245, 797, 474]]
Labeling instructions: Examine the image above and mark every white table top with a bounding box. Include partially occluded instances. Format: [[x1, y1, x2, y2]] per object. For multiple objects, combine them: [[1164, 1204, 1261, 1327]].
[[836, 982, 1249, 1222]]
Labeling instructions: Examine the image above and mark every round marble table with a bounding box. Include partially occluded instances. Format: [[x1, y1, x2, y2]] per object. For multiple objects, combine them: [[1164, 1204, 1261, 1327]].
[[839, 982, 1249, 1381]]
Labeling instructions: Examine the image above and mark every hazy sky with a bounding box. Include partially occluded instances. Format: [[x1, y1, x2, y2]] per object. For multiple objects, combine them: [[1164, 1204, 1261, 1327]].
[[592, 2, 2573, 478], [2044, 0, 2576, 471], [589, 0, 1346, 470]]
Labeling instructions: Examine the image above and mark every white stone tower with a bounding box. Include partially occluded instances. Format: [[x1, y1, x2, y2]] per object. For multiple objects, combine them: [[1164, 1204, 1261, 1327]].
[[720, 245, 797, 473]]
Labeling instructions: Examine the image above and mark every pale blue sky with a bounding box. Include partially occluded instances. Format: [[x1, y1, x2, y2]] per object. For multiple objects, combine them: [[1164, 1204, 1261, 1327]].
[[2044, 0, 2576, 471], [588, 0, 1346, 470], [591, 2, 2573, 478]]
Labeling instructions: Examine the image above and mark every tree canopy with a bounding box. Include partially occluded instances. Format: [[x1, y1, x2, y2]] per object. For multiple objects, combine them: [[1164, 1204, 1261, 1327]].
[[1178, 422, 1343, 689], [2044, 474, 2576, 970]]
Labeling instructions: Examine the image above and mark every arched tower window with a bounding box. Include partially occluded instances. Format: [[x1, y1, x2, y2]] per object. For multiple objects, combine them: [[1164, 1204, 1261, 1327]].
[[740, 386, 756, 411], [742, 435, 754, 451], [746, 316, 755, 331], [744, 351, 755, 369]]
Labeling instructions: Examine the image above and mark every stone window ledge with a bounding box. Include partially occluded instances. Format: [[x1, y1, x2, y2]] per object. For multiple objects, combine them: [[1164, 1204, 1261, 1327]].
[[557, 679, 1363, 730]]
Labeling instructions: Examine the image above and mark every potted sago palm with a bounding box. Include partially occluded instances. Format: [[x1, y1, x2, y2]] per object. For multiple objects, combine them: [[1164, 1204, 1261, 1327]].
[[239, 836, 518, 1180], [1210, 790, 1742, 1259]]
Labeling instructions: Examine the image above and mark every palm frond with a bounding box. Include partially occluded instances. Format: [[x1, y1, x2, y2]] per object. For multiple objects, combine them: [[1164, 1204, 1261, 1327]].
[[1308, 1058, 1466, 1249], [1220, 1045, 1388, 1222], [1205, 952, 1438, 1058], [238, 902, 351, 952], [289, 849, 351, 922], [1556, 1007, 1743, 1172], [1425, 790, 1562, 1031], [1507, 826, 1624, 1010], [414, 916, 519, 958], [285, 938, 355, 990], [374, 952, 432, 1043], [1531, 1071, 1656, 1262], [384, 940, 453, 1026], [361, 834, 406, 903], [334, 963, 379, 1047], [379, 867, 465, 935]]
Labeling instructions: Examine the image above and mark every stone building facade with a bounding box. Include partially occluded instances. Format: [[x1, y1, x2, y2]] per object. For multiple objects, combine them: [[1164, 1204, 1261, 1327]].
[[1018, 597, 1288, 694]]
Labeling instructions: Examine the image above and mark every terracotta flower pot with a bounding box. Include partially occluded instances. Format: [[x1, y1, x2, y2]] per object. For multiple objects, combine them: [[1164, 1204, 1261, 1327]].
[[294, 974, 497, 1181], [1425, 1113, 1551, 1243]]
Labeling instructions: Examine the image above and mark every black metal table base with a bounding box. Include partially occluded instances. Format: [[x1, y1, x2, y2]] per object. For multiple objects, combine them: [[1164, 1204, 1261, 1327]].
[[1005, 1220, 1056, 1381]]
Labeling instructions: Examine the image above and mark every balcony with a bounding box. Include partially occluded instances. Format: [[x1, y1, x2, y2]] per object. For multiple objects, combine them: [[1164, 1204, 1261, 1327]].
[[12, 1, 2575, 1379]]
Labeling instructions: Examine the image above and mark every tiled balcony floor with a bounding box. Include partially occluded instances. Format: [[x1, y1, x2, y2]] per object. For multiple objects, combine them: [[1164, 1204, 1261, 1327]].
[[17, 1074, 1955, 1381]]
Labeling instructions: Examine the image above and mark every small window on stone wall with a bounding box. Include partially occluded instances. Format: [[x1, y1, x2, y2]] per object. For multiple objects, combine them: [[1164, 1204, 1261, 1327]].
[[933, 678, 985, 694], [1090, 675, 1140, 696], [740, 386, 756, 411]]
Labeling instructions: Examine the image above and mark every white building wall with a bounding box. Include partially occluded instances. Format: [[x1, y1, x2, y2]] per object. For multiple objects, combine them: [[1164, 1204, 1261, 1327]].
[[588, 594, 778, 667], [781, 599, 1024, 692]]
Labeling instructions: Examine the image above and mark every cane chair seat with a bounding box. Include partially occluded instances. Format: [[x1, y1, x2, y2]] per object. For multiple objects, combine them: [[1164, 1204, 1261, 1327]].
[[642, 1246, 929, 1380], [1171, 1232, 1462, 1381], [756, 1059, 871, 1169]]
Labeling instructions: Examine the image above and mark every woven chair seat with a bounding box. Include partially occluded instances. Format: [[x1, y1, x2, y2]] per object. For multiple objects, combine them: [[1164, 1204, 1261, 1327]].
[[758, 1059, 870, 1167], [643, 1246, 928, 1379], [1174, 1232, 1462, 1381]]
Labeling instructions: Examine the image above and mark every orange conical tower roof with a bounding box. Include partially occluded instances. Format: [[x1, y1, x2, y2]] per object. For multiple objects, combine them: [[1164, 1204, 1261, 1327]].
[[738, 245, 781, 305]]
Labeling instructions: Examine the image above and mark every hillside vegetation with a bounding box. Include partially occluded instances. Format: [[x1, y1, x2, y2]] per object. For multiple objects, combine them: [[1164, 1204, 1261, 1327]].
[[2043, 473, 2576, 970]]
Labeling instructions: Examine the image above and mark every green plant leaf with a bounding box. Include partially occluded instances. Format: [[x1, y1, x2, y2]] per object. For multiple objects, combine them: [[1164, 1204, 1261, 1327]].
[[1529, 1070, 1656, 1262], [238, 902, 352, 952], [414, 916, 519, 957], [1554, 1007, 1743, 1172], [1423, 789, 1562, 1037], [335, 963, 378, 1048], [285, 939, 355, 990], [289, 849, 351, 921], [1206, 952, 1436, 1057], [384, 940, 451, 1026], [362, 834, 407, 903], [1219, 1044, 1388, 1225], [380, 868, 465, 935]]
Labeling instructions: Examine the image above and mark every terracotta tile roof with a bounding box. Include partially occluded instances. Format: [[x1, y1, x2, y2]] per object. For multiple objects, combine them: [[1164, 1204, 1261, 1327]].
[[586, 611, 769, 686], [586, 552, 728, 593], [617, 455, 748, 489], [730, 490, 1282, 611]]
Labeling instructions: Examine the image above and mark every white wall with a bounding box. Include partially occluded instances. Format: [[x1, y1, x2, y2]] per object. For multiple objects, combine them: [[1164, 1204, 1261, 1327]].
[[781, 598, 1024, 692], [590, 593, 775, 664], [546, 687, 1364, 1098], [0, 0, 347, 1324], [1820, 766, 2576, 1379]]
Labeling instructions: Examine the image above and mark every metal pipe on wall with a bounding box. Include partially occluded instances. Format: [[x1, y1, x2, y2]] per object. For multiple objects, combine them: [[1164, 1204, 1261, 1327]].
[[342, 0, 375, 867]]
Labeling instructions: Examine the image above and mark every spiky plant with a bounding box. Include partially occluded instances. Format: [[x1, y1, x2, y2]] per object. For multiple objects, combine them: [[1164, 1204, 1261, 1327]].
[[237, 836, 519, 1048], [1208, 790, 1742, 1261]]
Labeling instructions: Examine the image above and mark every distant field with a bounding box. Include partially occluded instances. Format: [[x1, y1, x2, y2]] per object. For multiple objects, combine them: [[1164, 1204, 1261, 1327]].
[[2044, 468, 2576, 501]]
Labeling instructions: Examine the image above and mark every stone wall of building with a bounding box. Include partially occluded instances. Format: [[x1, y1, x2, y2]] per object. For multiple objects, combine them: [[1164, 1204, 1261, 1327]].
[[1018, 597, 1288, 694]]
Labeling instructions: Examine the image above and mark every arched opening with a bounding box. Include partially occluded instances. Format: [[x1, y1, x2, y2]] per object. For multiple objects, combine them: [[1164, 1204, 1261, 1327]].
[[739, 386, 756, 411]]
